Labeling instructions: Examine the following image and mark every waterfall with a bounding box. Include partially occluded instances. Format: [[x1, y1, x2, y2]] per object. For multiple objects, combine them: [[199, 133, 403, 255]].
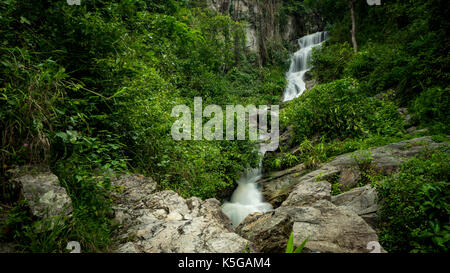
[[222, 147, 273, 226], [283, 31, 328, 102], [221, 32, 328, 227]]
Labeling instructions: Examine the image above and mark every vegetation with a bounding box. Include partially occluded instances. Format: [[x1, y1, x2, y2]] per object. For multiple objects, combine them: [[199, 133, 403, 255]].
[[0, 0, 287, 252], [274, 0, 449, 253], [0, 0, 448, 253], [377, 148, 450, 253], [285, 232, 308, 254]]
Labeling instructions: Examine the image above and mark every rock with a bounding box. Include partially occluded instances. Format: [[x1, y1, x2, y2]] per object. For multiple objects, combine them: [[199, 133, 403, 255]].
[[397, 108, 412, 124], [0, 242, 15, 253], [281, 181, 331, 207], [337, 167, 361, 189], [112, 174, 158, 205], [235, 208, 294, 253], [12, 167, 72, 219], [305, 79, 317, 91], [332, 185, 379, 229], [260, 164, 338, 207], [237, 200, 383, 253], [114, 185, 254, 253], [292, 200, 383, 253], [260, 137, 448, 209], [332, 185, 378, 215]]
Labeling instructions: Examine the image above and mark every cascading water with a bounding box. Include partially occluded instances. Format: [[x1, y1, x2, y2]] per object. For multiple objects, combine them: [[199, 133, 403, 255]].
[[283, 31, 328, 102], [222, 146, 273, 226], [222, 32, 328, 227]]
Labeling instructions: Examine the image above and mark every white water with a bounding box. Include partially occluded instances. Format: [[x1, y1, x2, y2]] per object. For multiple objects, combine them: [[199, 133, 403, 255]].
[[283, 31, 328, 102], [222, 147, 273, 226], [222, 32, 328, 226]]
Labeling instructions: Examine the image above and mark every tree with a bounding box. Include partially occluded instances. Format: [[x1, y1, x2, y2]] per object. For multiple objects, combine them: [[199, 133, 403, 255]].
[[348, 0, 358, 53]]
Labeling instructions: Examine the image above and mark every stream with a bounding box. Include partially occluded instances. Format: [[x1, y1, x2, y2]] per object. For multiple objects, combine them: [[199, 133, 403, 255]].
[[222, 31, 328, 226]]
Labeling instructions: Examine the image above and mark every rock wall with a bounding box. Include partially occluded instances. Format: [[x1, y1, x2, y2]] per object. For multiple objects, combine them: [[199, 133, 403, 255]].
[[204, 0, 316, 63]]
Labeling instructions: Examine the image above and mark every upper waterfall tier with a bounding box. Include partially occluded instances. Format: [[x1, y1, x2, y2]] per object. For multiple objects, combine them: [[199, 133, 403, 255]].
[[283, 31, 328, 102]]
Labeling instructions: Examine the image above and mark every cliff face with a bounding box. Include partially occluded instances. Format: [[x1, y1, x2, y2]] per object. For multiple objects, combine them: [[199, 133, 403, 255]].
[[205, 0, 322, 63]]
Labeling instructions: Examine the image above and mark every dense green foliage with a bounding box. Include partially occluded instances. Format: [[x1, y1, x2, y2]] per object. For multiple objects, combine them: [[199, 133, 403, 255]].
[[0, 0, 448, 253], [275, 0, 449, 254], [309, 0, 449, 132], [0, 0, 287, 252], [377, 148, 450, 253], [282, 78, 404, 141]]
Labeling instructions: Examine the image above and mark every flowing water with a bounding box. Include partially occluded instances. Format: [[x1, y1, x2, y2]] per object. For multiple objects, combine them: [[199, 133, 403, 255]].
[[283, 31, 328, 102], [222, 147, 273, 226], [222, 32, 328, 226]]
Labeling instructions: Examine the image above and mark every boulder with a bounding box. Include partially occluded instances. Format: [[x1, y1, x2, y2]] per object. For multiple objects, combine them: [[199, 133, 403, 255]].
[[236, 207, 305, 253], [331, 185, 379, 229], [260, 164, 338, 207], [0, 242, 15, 253], [281, 181, 331, 207], [237, 200, 383, 253], [12, 166, 72, 219], [114, 180, 254, 253], [292, 200, 383, 253], [337, 167, 361, 189]]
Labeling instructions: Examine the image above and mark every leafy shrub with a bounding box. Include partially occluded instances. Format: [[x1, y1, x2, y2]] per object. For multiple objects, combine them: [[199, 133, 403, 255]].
[[377, 148, 450, 253], [310, 42, 354, 83], [343, 43, 411, 97], [282, 78, 404, 144], [411, 87, 450, 134]]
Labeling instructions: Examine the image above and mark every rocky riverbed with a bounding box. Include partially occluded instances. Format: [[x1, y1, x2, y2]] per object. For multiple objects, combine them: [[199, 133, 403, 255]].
[[2, 137, 447, 253]]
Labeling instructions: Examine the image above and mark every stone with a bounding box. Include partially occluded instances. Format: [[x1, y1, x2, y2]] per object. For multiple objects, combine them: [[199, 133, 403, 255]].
[[235, 208, 293, 253], [260, 164, 338, 207], [332, 185, 378, 215], [292, 200, 383, 253], [236, 200, 383, 253], [281, 181, 331, 207], [332, 185, 379, 229], [12, 167, 72, 219], [337, 167, 361, 189], [260, 137, 448, 209], [0, 242, 15, 253], [114, 187, 254, 253]]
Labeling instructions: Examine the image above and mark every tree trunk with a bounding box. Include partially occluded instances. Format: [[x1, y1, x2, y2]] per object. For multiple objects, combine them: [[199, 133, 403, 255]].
[[349, 0, 358, 53]]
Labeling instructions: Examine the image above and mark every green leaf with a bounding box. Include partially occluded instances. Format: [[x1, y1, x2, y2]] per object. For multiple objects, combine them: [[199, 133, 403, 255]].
[[285, 232, 294, 253], [294, 237, 309, 253]]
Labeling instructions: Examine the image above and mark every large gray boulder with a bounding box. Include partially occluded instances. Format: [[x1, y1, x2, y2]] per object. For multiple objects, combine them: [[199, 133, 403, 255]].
[[12, 167, 72, 219], [260, 164, 338, 207], [236, 200, 383, 253], [292, 200, 383, 253], [113, 176, 253, 253], [281, 181, 331, 207], [332, 185, 379, 229]]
